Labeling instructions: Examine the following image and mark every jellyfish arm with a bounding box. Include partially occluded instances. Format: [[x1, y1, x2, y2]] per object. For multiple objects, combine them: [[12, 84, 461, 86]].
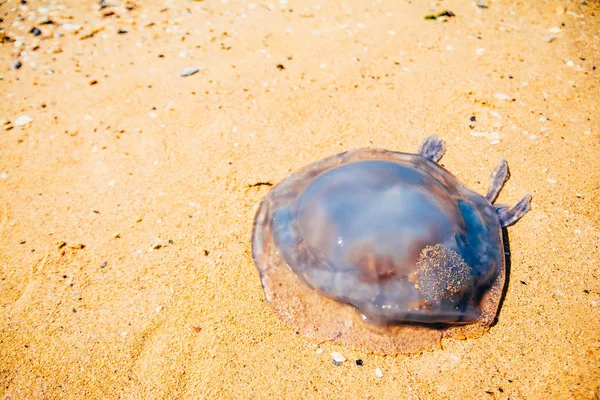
[[484, 158, 531, 227], [418, 134, 446, 163], [494, 195, 532, 228], [486, 158, 509, 203]]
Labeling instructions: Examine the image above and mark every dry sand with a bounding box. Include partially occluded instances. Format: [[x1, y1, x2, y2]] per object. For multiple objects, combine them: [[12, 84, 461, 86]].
[[1, 0, 599, 398]]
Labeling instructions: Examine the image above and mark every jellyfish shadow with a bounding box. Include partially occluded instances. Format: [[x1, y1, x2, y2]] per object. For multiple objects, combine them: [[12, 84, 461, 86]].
[[489, 227, 511, 328]]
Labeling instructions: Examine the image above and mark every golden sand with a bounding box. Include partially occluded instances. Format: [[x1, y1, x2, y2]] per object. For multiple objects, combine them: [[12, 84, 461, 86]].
[[1, 0, 598, 398]]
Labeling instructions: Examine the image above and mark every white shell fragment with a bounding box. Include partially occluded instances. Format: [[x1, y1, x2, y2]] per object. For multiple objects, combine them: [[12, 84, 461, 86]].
[[179, 66, 200, 77], [14, 115, 33, 126], [331, 351, 346, 366], [494, 93, 512, 101]]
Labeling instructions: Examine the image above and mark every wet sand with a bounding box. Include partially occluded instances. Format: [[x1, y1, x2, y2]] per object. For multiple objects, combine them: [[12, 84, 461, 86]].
[[1, 0, 599, 398]]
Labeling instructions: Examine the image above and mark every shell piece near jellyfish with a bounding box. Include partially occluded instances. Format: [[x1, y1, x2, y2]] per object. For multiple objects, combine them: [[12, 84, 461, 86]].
[[251, 135, 531, 355]]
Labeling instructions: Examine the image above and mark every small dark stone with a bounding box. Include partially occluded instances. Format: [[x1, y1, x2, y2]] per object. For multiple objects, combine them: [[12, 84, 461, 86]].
[[332, 360, 343, 366], [100, 261, 107, 268], [438, 10, 455, 17], [356, 359, 363, 366], [520, 280, 527, 285], [276, 64, 285, 70], [470, 115, 476, 122], [583, 289, 589, 294], [20, 0, 27, 4], [11, 60, 22, 70], [31, 27, 41, 36], [117, 28, 128, 34], [424, 14, 437, 20]]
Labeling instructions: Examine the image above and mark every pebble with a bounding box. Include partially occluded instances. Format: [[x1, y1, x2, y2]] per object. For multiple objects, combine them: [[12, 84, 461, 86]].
[[0, 172, 7, 180], [62, 23, 82, 33], [474, 0, 488, 8], [36, 15, 52, 25], [545, 36, 557, 43], [31, 27, 41, 36], [331, 351, 346, 366], [548, 27, 562, 34], [14, 115, 33, 126], [179, 66, 199, 77], [376, 368, 383, 378], [476, 48, 486, 56], [11, 60, 22, 70], [591, 301, 600, 308]]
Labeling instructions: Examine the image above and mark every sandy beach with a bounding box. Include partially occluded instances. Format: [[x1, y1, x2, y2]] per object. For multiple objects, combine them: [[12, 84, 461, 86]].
[[1, 0, 599, 398]]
